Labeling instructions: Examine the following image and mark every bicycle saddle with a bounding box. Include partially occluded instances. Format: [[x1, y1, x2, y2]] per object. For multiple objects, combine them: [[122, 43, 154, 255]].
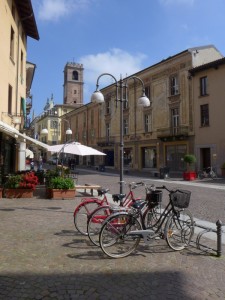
[[112, 194, 126, 202], [131, 200, 146, 210], [97, 188, 110, 196]]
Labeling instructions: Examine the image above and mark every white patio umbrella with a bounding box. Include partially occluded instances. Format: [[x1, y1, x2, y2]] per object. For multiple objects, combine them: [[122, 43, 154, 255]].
[[26, 148, 34, 158], [47, 142, 106, 156]]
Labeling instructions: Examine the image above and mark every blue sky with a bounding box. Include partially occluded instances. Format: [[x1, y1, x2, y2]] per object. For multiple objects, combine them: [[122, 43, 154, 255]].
[[28, 0, 225, 116]]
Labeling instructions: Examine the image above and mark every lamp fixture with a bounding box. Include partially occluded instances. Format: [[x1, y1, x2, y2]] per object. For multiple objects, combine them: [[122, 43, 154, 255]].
[[91, 73, 150, 194]]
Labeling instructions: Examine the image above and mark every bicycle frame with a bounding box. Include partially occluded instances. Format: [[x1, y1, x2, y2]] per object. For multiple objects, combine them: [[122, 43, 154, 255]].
[[107, 188, 185, 243], [87, 182, 144, 224]]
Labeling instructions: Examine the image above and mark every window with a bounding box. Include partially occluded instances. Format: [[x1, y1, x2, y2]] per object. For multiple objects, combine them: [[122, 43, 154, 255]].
[[171, 108, 179, 135], [8, 85, 13, 114], [122, 88, 128, 109], [145, 85, 151, 99], [200, 104, 209, 126], [200, 76, 208, 96], [170, 75, 179, 96], [10, 27, 15, 60], [20, 51, 24, 82], [123, 99, 128, 109], [106, 123, 110, 137], [91, 110, 94, 125], [143, 147, 157, 168], [144, 114, 152, 133], [50, 120, 58, 129], [83, 112, 86, 127], [74, 90, 77, 94], [72, 71, 78, 80], [106, 100, 111, 114], [124, 119, 128, 135]]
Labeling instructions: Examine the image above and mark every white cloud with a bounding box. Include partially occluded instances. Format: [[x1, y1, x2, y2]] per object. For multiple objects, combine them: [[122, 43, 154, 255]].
[[79, 48, 147, 102], [37, 0, 91, 22]]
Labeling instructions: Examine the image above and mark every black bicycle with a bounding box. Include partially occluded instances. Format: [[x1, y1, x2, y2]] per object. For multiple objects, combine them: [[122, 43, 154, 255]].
[[99, 185, 194, 258]]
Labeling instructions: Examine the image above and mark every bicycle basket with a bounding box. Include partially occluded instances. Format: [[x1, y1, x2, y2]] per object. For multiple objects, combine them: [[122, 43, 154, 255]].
[[146, 190, 162, 207], [171, 190, 191, 208]]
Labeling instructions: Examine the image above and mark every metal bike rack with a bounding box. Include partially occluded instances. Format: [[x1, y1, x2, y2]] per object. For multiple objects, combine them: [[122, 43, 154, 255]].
[[195, 220, 224, 257]]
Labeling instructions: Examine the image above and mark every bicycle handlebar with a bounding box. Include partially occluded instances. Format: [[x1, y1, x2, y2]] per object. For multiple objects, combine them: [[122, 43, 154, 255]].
[[154, 185, 187, 194]]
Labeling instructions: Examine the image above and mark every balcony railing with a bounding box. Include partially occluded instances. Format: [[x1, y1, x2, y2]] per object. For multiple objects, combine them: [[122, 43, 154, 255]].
[[157, 126, 189, 139], [97, 137, 115, 146]]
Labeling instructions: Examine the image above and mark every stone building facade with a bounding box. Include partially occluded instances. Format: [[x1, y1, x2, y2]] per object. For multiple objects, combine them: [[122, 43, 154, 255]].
[[86, 45, 223, 175]]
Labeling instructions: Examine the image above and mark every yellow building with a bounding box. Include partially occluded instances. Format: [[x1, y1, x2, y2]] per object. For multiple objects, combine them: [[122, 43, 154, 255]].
[[88, 46, 222, 175], [190, 57, 225, 176], [0, 0, 48, 184], [31, 100, 75, 162]]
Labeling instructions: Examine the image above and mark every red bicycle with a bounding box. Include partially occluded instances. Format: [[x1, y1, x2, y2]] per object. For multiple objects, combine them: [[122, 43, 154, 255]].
[[73, 182, 143, 235], [87, 182, 154, 246]]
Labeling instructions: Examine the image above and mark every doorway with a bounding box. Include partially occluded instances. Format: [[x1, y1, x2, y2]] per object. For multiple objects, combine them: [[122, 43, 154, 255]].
[[200, 148, 210, 169]]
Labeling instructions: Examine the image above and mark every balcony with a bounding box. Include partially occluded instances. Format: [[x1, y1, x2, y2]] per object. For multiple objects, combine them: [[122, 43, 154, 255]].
[[26, 97, 32, 115], [157, 126, 189, 140], [97, 137, 115, 147]]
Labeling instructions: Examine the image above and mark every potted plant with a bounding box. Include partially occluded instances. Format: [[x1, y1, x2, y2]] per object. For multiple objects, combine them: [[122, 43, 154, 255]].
[[183, 154, 197, 181], [3, 172, 39, 198], [48, 176, 75, 199]]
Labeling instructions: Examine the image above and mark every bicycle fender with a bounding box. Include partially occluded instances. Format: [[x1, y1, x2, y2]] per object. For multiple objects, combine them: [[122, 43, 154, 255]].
[[73, 199, 102, 215]]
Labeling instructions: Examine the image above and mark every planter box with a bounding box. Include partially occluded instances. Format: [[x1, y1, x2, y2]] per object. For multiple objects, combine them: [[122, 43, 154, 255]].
[[183, 172, 197, 181], [3, 188, 34, 198], [49, 189, 76, 200]]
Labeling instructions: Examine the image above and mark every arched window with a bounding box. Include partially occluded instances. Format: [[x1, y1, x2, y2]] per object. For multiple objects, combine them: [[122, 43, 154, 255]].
[[72, 71, 78, 80]]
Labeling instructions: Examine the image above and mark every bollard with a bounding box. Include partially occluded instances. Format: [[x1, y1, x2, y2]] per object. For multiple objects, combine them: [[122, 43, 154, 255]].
[[216, 220, 222, 257]]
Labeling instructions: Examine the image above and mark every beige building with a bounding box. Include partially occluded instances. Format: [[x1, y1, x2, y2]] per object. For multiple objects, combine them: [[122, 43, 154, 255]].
[[189, 57, 225, 176], [0, 0, 48, 183], [61, 102, 105, 167], [31, 99, 75, 162], [89, 45, 223, 175]]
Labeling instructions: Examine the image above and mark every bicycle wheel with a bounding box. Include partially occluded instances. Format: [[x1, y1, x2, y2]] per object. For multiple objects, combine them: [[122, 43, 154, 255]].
[[143, 205, 162, 229], [74, 201, 101, 235], [87, 205, 113, 246], [99, 213, 142, 258], [165, 209, 194, 251]]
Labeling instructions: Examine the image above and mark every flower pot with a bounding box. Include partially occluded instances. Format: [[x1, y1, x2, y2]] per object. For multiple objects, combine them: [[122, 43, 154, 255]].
[[0, 188, 2, 198], [183, 172, 197, 181], [49, 189, 76, 200], [3, 188, 34, 199]]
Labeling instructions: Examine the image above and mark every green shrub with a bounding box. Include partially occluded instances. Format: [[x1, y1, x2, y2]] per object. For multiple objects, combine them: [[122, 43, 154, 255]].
[[49, 177, 75, 190], [183, 154, 196, 171], [4, 174, 22, 189]]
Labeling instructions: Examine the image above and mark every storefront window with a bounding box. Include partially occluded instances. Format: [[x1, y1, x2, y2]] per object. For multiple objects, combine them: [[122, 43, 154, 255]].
[[166, 145, 186, 171], [143, 147, 157, 168]]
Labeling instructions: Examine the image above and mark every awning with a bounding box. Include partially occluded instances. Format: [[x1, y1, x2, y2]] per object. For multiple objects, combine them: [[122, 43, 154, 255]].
[[26, 148, 34, 158], [0, 120, 49, 150]]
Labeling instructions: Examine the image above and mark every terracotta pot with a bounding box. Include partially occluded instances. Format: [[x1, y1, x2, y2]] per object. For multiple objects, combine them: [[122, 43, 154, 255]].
[[49, 189, 76, 200], [3, 188, 34, 198], [183, 172, 197, 181]]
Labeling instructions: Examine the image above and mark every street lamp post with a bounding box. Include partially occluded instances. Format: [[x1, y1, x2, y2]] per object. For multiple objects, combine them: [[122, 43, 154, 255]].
[[91, 73, 151, 194]]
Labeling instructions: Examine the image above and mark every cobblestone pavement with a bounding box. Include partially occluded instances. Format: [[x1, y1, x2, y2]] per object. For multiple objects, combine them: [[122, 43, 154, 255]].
[[0, 169, 225, 299]]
